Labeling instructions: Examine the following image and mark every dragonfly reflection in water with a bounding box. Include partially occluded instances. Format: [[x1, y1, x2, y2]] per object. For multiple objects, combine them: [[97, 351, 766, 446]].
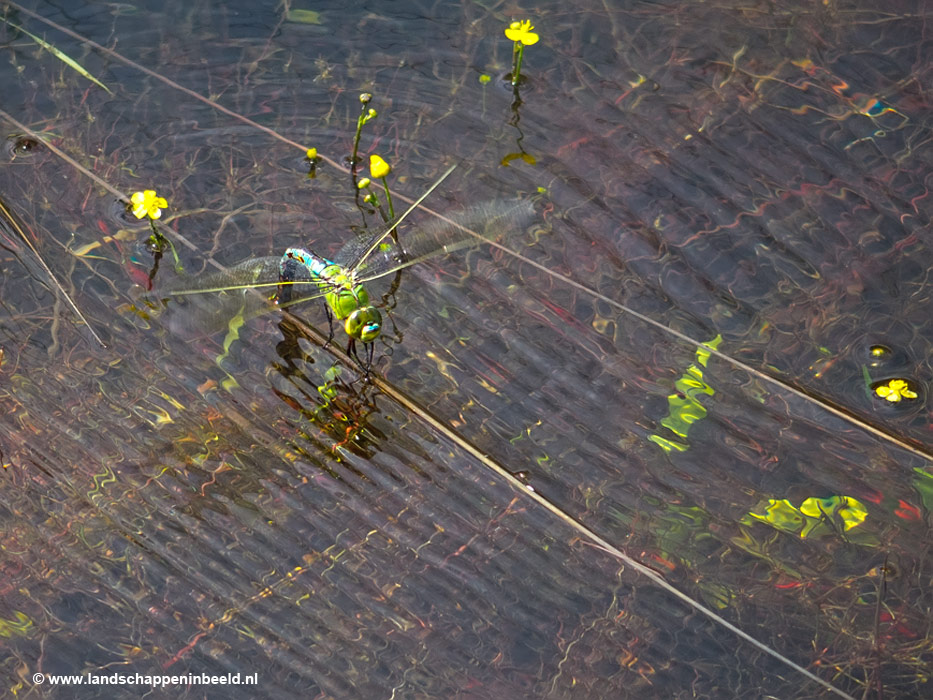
[[166, 171, 534, 371]]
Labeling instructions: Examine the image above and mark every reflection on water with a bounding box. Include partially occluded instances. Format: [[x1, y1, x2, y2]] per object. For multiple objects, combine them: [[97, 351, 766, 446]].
[[0, 0, 930, 698]]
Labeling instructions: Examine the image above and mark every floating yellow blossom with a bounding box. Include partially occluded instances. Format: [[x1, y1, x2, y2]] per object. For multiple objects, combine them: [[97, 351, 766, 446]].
[[130, 190, 167, 220], [505, 20, 539, 46], [369, 154, 391, 179], [875, 378, 917, 403]]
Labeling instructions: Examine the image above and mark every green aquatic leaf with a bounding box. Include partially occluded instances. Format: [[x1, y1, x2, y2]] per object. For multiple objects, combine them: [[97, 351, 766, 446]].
[[660, 392, 710, 438], [913, 468, 933, 511], [0, 611, 34, 638], [861, 364, 873, 399], [747, 498, 806, 534], [501, 151, 536, 166], [745, 495, 870, 540], [5, 20, 113, 94], [695, 333, 723, 366], [799, 496, 867, 531], [650, 334, 722, 450], [285, 9, 322, 24], [647, 434, 688, 453]]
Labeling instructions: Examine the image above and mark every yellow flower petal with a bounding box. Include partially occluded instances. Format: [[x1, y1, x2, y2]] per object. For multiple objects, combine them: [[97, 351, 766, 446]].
[[875, 378, 918, 402], [129, 189, 166, 220], [505, 19, 539, 45], [369, 154, 391, 179]]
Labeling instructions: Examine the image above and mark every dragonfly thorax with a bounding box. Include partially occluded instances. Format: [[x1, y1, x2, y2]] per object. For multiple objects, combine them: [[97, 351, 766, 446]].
[[281, 248, 378, 335], [325, 281, 370, 320]]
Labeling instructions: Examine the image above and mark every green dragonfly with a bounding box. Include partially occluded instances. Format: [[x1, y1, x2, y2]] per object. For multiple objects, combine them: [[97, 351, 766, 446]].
[[166, 167, 533, 369]]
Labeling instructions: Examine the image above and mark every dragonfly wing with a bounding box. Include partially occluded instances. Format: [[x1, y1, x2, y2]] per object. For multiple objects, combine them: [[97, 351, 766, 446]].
[[165, 256, 283, 294], [162, 255, 334, 337], [351, 199, 535, 283], [163, 283, 277, 339]]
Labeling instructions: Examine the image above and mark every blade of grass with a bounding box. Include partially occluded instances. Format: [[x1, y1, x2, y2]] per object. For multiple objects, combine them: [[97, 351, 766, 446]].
[[0, 195, 106, 347], [4, 19, 113, 94]]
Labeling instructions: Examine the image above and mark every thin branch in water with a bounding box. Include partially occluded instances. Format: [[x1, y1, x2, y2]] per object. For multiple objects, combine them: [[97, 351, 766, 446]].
[[0, 195, 106, 347]]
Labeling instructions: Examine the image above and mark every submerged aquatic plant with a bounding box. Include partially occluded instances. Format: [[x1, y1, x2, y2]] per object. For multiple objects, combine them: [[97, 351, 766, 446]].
[[3, 18, 113, 94], [649, 335, 723, 453], [505, 19, 539, 87], [305, 147, 319, 177], [745, 495, 869, 539], [129, 189, 180, 270]]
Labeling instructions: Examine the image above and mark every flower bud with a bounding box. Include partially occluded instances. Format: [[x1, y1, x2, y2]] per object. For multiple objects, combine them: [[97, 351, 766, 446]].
[[369, 154, 391, 179]]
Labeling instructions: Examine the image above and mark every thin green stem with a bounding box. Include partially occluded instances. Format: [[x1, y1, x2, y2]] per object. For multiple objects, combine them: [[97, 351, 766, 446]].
[[380, 177, 395, 220], [350, 112, 365, 170], [511, 42, 524, 86], [149, 219, 183, 272]]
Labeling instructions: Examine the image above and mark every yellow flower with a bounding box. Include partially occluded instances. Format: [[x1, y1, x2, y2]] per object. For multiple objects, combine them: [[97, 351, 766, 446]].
[[357, 177, 371, 189], [369, 154, 391, 179], [305, 147, 317, 160], [875, 378, 917, 403], [505, 19, 539, 46], [130, 190, 167, 220]]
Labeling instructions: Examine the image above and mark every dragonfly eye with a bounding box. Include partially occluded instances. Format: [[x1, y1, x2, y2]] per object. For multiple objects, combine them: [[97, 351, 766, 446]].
[[345, 306, 382, 343]]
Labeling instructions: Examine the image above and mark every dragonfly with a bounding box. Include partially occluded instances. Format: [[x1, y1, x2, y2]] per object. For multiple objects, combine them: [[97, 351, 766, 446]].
[[165, 165, 534, 370]]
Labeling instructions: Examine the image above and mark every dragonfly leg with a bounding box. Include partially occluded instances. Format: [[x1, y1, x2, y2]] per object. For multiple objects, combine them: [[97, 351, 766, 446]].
[[346, 338, 374, 378], [321, 301, 336, 348], [363, 342, 375, 376]]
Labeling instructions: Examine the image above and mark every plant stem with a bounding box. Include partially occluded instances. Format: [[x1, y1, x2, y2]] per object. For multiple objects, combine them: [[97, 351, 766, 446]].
[[149, 219, 182, 272], [511, 42, 524, 86], [350, 112, 365, 171], [380, 177, 395, 220]]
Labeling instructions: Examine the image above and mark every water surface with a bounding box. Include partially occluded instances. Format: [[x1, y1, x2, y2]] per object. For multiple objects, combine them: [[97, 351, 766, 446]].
[[0, 1, 930, 698]]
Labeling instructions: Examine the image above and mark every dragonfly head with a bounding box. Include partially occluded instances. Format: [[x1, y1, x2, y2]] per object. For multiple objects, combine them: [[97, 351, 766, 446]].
[[345, 305, 382, 343]]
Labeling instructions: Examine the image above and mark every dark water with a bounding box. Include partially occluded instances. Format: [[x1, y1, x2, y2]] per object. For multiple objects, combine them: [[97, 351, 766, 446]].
[[0, 1, 930, 698]]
